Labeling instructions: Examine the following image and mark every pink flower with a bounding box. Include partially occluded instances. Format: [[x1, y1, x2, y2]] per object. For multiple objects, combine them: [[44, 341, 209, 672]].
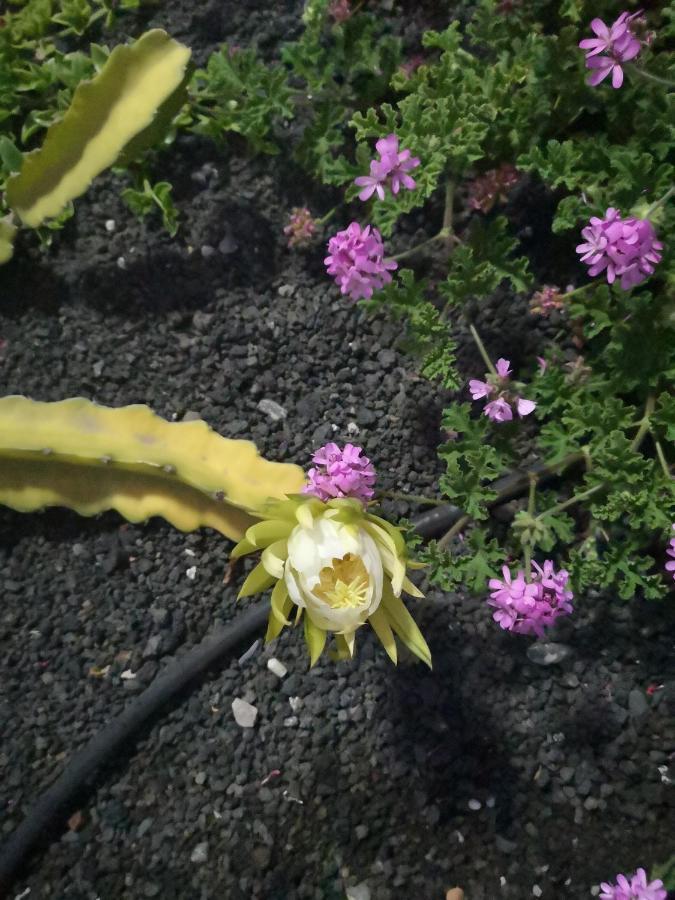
[[303, 442, 376, 504], [488, 560, 574, 638], [328, 0, 351, 23], [467, 164, 520, 214], [666, 525, 675, 582], [579, 12, 643, 89], [469, 379, 493, 400], [536, 356, 548, 373], [599, 867, 667, 900], [284, 207, 317, 249], [325, 222, 397, 301], [354, 134, 420, 202], [530, 286, 564, 315], [576, 208, 663, 290], [468, 357, 536, 422], [484, 397, 513, 422]]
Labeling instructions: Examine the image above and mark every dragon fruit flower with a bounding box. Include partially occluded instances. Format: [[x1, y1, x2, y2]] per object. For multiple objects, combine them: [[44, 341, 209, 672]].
[[579, 12, 643, 89], [468, 357, 536, 423], [303, 442, 376, 505], [577, 208, 663, 290], [325, 222, 397, 301], [354, 134, 420, 202], [599, 867, 667, 900], [231, 494, 430, 668], [488, 560, 574, 638]]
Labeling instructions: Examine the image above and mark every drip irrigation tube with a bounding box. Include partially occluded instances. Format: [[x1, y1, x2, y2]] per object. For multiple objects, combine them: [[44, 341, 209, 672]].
[[0, 457, 580, 890], [0, 600, 269, 892]]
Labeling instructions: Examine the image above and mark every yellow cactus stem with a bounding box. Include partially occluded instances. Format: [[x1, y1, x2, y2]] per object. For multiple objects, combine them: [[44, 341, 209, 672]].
[[0, 396, 305, 542], [233, 495, 431, 667]]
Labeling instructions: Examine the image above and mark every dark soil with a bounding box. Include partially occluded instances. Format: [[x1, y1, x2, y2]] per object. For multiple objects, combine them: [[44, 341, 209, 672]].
[[1, 1, 674, 899]]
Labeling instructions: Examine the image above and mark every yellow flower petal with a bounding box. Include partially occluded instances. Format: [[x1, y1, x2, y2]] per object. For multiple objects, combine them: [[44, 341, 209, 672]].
[[245, 519, 294, 548], [238, 561, 275, 598], [261, 540, 288, 579], [401, 574, 424, 599], [368, 606, 397, 664], [381, 582, 431, 668], [270, 578, 291, 625], [304, 614, 327, 666]]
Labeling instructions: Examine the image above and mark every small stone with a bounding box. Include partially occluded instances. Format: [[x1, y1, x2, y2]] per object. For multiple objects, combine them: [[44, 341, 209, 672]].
[[117, 256, 126, 270], [257, 399, 287, 421], [347, 421, 360, 436], [143, 635, 162, 659], [355, 824, 368, 840], [468, 799, 482, 811], [185, 566, 197, 580], [195, 771, 207, 786], [346, 884, 371, 900], [93, 360, 104, 377], [628, 688, 649, 718], [232, 698, 258, 728], [532, 886, 543, 898], [137, 818, 153, 837], [190, 842, 209, 864], [283, 716, 298, 727], [267, 658, 288, 678], [288, 696, 302, 712], [105, 219, 116, 232], [201, 245, 216, 258], [526, 642, 572, 666]]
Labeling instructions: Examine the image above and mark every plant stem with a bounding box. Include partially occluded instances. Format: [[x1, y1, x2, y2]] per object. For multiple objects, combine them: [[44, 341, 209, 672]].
[[536, 483, 605, 520], [377, 490, 445, 506], [630, 394, 655, 452], [655, 440, 673, 480], [468, 323, 498, 377], [392, 228, 451, 261], [523, 472, 538, 573], [628, 64, 675, 90], [316, 205, 339, 226], [442, 178, 455, 239], [646, 185, 675, 218], [437, 513, 471, 549]]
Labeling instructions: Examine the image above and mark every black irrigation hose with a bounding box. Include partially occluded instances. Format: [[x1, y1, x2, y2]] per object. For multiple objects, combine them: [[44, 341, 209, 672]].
[[410, 456, 584, 538], [0, 458, 581, 892], [0, 600, 269, 893]]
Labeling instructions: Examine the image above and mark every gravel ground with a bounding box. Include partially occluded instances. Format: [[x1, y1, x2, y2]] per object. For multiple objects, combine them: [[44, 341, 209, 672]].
[[1, 1, 674, 898]]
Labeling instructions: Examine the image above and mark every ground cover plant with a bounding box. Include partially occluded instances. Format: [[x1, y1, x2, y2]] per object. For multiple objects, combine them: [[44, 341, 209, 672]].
[[0, 0, 674, 897]]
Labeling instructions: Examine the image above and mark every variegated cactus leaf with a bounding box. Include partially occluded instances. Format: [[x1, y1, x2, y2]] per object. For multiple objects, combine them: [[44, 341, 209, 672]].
[[0, 397, 306, 541], [6, 30, 192, 228]]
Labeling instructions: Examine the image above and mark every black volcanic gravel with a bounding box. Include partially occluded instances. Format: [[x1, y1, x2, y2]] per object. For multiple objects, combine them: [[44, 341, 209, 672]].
[[1, 1, 674, 898]]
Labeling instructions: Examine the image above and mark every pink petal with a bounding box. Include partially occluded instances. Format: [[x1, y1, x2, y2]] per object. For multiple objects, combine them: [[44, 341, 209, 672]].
[[611, 65, 624, 89], [517, 397, 536, 417], [496, 358, 512, 378]]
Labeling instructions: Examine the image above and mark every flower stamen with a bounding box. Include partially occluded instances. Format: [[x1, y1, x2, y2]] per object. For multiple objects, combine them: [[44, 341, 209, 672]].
[[313, 553, 370, 609]]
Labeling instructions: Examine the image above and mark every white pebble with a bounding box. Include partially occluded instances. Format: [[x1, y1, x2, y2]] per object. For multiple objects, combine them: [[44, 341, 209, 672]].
[[283, 716, 298, 727], [190, 842, 208, 864], [185, 566, 197, 580], [231, 698, 258, 728], [532, 886, 542, 898], [288, 695, 302, 712], [105, 219, 116, 232], [116, 256, 126, 270], [267, 658, 287, 678], [468, 799, 482, 811]]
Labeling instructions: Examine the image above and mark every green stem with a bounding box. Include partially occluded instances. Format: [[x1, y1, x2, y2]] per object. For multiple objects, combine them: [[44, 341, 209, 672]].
[[316, 205, 339, 227], [536, 483, 605, 521], [646, 185, 675, 218], [655, 440, 673, 480], [630, 394, 655, 452], [392, 228, 450, 261], [469, 323, 498, 378], [377, 490, 445, 506], [437, 513, 471, 550], [523, 472, 537, 573], [628, 64, 675, 90], [442, 179, 455, 239]]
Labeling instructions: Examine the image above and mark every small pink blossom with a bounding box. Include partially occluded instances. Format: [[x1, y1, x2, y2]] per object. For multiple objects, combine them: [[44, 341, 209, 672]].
[[579, 12, 643, 89], [468, 357, 536, 423], [354, 134, 420, 202], [536, 356, 548, 374], [325, 222, 397, 301], [530, 286, 565, 315], [327, 0, 351, 23], [303, 442, 376, 504], [467, 164, 520, 214], [283, 207, 317, 249], [488, 561, 574, 638], [484, 397, 513, 422], [599, 867, 667, 900], [469, 379, 492, 400], [577, 208, 663, 290], [666, 525, 675, 582]]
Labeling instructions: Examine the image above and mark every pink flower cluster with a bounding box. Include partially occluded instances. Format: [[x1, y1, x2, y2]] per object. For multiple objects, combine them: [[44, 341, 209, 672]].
[[666, 525, 675, 582], [354, 134, 420, 202], [488, 560, 574, 638], [284, 207, 317, 249], [579, 12, 642, 89], [530, 285, 565, 315], [599, 867, 667, 900], [577, 208, 663, 290], [303, 442, 376, 504], [467, 164, 520, 214], [325, 222, 397, 301], [469, 358, 536, 423]]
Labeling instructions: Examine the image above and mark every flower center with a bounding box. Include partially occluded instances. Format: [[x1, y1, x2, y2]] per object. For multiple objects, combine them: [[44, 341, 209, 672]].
[[312, 553, 370, 609]]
